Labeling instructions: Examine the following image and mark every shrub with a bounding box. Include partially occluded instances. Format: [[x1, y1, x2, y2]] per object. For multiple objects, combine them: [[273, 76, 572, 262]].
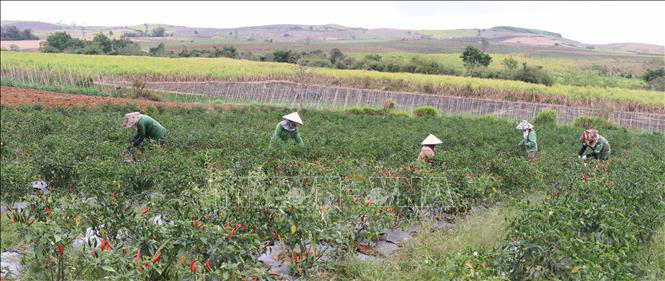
[[413, 106, 438, 118], [573, 115, 619, 129], [512, 63, 554, 86], [533, 109, 557, 125]]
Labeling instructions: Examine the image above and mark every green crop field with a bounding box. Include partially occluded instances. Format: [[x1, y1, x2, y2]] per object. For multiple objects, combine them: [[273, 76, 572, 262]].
[[2, 51, 664, 112], [1, 102, 663, 280]]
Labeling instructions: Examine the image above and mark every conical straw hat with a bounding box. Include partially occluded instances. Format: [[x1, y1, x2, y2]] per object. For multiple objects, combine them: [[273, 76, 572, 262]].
[[421, 134, 442, 145], [283, 112, 303, 125]]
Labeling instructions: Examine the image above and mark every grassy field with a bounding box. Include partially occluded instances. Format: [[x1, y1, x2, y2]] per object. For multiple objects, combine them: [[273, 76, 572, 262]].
[[2, 51, 664, 112]]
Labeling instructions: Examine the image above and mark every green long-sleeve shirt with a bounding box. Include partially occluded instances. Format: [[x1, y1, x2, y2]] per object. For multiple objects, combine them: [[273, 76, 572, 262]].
[[132, 115, 166, 147], [519, 130, 538, 152], [579, 135, 610, 160], [269, 122, 304, 148]]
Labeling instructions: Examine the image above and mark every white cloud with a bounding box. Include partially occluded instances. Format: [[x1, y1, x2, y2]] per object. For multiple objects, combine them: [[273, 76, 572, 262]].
[[2, 1, 664, 45]]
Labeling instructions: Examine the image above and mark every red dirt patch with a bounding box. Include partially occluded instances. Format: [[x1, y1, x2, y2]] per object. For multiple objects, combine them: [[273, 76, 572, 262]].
[[0, 86, 235, 110]]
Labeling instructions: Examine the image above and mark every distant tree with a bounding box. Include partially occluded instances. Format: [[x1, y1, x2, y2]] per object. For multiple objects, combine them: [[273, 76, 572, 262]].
[[92, 33, 113, 53], [108, 30, 113, 36], [502, 57, 519, 72], [149, 43, 166, 56], [42, 32, 84, 52], [460, 46, 492, 69], [151, 26, 166, 37], [1, 26, 39, 40], [329, 48, 345, 64], [512, 62, 553, 86], [642, 68, 665, 83], [212, 45, 237, 58], [194, 30, 199, 35], [272, 49, 300, 63]]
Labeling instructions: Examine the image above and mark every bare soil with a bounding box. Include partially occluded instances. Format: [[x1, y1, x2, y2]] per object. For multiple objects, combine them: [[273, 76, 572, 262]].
[[0, 86, 237, 111]]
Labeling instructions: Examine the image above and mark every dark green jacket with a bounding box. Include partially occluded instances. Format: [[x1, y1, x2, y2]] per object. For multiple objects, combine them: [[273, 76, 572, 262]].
[[579, 135, 611, 160], [519, 130, 538, 152], [269, 122, 304, 148], [132, 115, 166, 147]]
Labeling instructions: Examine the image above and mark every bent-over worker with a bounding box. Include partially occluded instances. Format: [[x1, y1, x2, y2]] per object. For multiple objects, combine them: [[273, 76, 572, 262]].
[[578, 129, 611, 160], [269, 112, 304, 149], [516, 120, 538, 160], [418, 134, 443, 162], [123, 112, 166, 147]]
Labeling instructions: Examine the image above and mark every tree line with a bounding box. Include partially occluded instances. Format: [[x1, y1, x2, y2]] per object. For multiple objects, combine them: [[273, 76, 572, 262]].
[[1, 26, 39, 40]]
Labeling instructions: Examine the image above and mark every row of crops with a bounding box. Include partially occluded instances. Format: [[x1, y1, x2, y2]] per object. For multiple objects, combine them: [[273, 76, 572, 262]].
[[1, 103, 664, 280], [2, 51, 664, 112]]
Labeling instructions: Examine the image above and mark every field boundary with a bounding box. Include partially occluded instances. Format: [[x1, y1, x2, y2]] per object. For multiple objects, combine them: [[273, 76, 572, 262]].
[[126, 80, 665, 131]]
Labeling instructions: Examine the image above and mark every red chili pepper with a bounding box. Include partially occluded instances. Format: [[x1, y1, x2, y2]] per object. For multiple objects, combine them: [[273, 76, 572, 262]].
[[555, 191, 560, 198], [100, 240, 106, 251], [190, 260, 196, 272], [253, 225, 257, 233], [135, 248, 141, 261], [243, 224, 247, 232], [105, 240, 111, 251], [11, 215, 17, 223], [45, 207, 52, 217], [206, 259, 212, 271], [151, 253, 161, 264], [225, 221, 230, 230], [58, 244, 64, 256], [201, 224, 205, 232], [253, 277, 257, 281], [144, 261, 149, 267], [143, 208, 149, 214], [181, 256, 186, 266], [195, 220, 200, 230], [230, 226, 237, 238], [28, 218, 35, 225]]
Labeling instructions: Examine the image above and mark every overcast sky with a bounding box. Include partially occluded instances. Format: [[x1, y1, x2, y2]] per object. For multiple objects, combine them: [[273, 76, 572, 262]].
[[2, 1, 664, 45]]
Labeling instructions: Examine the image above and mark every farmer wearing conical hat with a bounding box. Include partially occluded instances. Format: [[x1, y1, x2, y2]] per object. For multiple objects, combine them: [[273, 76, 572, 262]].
[[123, 112, 166, 147], [418, 134, 442, 162], [269, 112, 304, 148], [578, 129, 610, 160], [516, 120, 538, 160]]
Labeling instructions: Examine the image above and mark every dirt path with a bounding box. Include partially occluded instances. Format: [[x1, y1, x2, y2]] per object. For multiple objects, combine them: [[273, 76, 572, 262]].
[[0, 86, 237, 110]]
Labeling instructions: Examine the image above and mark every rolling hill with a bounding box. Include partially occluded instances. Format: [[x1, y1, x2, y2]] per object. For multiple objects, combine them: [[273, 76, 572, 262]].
[[1, 20, 663, 55]]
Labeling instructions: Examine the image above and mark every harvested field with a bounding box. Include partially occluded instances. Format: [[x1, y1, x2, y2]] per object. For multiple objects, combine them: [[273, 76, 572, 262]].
[[0, 40, 42, 50], [0, 86, 236, 110]]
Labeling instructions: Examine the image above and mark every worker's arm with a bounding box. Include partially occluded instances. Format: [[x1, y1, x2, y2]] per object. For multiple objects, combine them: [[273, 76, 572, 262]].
[[269, 123, 282, 149], [132, 121, 146, 147], [294, 130, 304, 147], [578, 144, 588, 156]]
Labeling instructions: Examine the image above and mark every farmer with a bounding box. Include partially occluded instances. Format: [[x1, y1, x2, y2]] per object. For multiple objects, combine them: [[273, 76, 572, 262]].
[[123, 112, 166, 148], [418, 134, 442, 162], [269, 112, 304, 148], [516, 120, 538, 160], [578, 129, 611, 160]]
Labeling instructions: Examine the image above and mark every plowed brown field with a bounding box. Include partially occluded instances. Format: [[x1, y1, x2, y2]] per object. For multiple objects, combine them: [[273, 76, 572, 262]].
[[0, 86, 236, 110]]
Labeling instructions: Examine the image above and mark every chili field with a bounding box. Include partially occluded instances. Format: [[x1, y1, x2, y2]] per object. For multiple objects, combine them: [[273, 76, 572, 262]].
[[0, 100, 663, 280]]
